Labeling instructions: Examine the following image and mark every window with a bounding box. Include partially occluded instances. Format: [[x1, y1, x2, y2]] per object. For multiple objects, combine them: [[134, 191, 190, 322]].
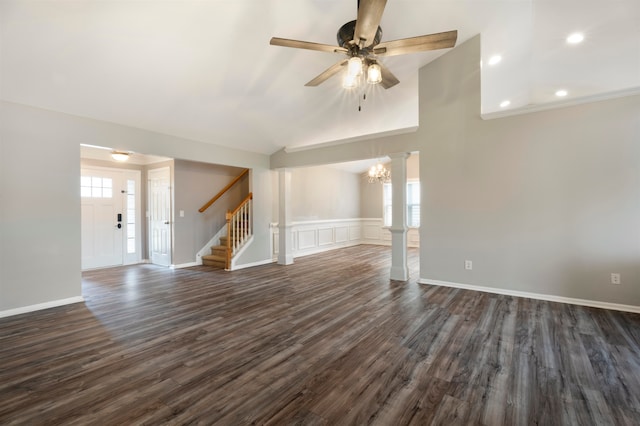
[[407, 181, 420, 227], [126, 179, 136, 254], [81, 176, 113, 198], [383, 181, 420, 227]]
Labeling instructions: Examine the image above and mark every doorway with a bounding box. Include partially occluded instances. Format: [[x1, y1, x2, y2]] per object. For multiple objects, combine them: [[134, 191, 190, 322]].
[[148, 167, 172, 266], [81, 167, 141, 269]]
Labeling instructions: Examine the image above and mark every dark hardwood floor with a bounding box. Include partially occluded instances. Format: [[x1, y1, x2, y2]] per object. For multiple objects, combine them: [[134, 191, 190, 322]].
[[1, 245, 639, 425]]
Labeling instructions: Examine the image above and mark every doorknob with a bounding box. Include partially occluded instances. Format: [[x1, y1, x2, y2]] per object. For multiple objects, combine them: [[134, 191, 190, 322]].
[[164, 221, 170, 225]]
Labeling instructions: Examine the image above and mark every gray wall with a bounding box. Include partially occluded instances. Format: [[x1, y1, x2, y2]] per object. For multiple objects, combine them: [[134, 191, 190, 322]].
[[173, 159, 247, 265], [290, 166, 361, 221], [1, 102, 81, 310], [270, 165, 362, 223], [360, 179, 383, 218], [0, 101, 273, 312], [418, 36, 640, 305], [269, 37, 640, 307]]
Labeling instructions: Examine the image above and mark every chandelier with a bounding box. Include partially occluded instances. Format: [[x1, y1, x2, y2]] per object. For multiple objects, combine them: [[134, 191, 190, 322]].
[[368, 162, 391, 183]]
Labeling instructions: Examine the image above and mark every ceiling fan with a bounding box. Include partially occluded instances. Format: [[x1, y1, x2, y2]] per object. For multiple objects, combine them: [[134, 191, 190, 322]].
[[270, 0, 457, 90]]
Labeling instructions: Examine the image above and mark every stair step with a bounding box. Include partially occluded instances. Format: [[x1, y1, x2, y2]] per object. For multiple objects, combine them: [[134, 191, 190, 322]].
[[202, 254, 226, 268], [210, 245, 227, 256]]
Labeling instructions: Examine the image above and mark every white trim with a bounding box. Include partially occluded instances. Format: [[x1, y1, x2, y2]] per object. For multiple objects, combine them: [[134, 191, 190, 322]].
[[482, 87, 640, 120], [419, 278, 640, 314], [283, 126, 419, 153], [0, 297, 85, 319], [229, 258, 274, 271], [170, 262, 199, 269]]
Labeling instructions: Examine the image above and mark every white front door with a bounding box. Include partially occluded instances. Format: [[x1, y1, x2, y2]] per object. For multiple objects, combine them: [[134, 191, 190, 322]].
[[81, 167, 142, 270], [81, 169, 124, 269], [148, 167, 172, 266]]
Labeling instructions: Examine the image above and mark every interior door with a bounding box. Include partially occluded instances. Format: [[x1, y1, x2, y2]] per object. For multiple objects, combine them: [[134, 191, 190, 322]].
[[81, 169, 124, 269], [148, 167, 172, 266]]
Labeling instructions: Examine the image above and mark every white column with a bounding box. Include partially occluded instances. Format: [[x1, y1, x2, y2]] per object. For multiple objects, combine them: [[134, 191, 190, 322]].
[[389, 152, 410, 281], [277, 168, 294, 265]]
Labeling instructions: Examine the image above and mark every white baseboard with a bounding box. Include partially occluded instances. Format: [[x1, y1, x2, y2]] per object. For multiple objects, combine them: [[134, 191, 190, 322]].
[[170, 262, 199, 269], [419, 278, 640, 314], [0, 296, 85, 319], [230, 258, 274, 271]]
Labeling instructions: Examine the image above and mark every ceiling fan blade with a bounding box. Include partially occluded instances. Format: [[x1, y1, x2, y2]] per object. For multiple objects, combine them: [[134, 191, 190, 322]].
[[270, 37, 347, 54], [378, 62, 399, 89], [354, 0, 387, 48], [305, 59, 349, 86], [373, 30, 458, 56]]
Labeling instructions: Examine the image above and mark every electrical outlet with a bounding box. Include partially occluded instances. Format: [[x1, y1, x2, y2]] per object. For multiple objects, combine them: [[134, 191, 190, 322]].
[[465, 260, 473, 270], [611, 273, 621, 285]]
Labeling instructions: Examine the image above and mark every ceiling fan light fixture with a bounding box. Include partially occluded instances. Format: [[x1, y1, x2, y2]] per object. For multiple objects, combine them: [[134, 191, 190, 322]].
[[343, 73, 359, 89], [367, 62, 382, 84], [111, 151, 129, 162], [347, 56, 363, 77]]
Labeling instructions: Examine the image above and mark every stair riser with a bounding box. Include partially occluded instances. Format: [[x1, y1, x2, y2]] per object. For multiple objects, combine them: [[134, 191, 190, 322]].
[[202, 259, 226, 268]]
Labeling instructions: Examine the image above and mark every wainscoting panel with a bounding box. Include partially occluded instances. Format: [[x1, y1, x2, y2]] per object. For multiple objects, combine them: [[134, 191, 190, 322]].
[[270, 219, 419, 260], [335, 226, 349, 243], [349, 225, 362, 241], [363, 224, 380, 240], [297, 229, 317, 251], [318, 228, 334, 246]]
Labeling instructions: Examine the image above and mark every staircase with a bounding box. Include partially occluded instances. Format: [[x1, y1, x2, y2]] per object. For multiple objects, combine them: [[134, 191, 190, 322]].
[[200, 193, 253, 270], [201, 241, 227, 268]]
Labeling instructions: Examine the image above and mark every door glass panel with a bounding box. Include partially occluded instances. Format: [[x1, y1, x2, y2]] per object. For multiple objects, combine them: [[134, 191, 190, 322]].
[[126, 179, 136, 254]]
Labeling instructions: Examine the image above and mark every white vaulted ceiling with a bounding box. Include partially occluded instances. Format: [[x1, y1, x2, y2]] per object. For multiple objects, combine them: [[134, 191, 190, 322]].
[[1, 1, 639, 155]]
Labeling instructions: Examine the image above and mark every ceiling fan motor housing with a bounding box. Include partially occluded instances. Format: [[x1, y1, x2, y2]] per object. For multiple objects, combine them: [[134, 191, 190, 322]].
[[337, 20, 382, 53]]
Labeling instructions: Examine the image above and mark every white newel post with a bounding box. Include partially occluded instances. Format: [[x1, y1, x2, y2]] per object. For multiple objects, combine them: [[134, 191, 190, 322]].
[[389, 152, 410, 281], [277, 168, 294, 265]]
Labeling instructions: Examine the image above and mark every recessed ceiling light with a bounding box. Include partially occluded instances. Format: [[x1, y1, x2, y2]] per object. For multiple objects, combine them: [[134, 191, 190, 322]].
[[500, 100, 511, 108], [488, 55, 502, 66], [567, 33, 584, 44], [555, 89, 568, 97]]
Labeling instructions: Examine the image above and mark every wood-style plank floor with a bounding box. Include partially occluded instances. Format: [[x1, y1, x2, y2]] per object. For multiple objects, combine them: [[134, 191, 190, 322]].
[[1, 245, 639, 425]]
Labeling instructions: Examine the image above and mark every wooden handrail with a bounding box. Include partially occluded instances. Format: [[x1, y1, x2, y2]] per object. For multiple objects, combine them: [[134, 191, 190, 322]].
[[229, 193, 253, 216], [199, 169, 249, 213]]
